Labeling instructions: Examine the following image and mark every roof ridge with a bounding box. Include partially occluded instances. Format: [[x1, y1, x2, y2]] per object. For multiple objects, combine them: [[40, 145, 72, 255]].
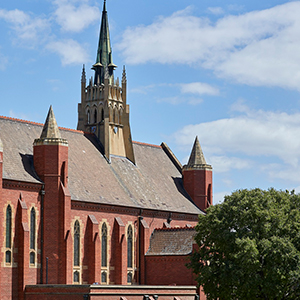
[[0, 115, 84, 134], [154, 226, 195, 231], [133, 141, 161, 148]]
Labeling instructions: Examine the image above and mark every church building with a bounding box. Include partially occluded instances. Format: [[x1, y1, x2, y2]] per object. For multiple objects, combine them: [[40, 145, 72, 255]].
[[0, 2, 212, 300]]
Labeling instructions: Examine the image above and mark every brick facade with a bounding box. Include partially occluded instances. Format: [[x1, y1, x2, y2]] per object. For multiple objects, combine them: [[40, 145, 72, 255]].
[[0, 2, 213, 299]]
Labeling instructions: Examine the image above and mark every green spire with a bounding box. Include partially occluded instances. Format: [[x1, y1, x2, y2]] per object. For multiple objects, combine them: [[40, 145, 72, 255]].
[[92, 0, 116, 85]]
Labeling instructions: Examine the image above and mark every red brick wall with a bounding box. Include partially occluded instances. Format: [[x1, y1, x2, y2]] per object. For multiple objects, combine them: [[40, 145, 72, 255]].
[[0, 185, 40, 300], [145, 255, 195, 285], [182, 169, 213, 212], [25, 284, 197, 300], [68, 206, 198, 286]]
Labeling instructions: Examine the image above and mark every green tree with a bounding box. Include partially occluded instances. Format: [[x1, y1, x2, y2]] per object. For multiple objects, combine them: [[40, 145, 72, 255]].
[[190, 188, 300, 300]]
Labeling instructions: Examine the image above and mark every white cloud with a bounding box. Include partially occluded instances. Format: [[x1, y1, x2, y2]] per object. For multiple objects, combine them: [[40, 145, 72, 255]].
[[118, 2, 300, 91], [207, 7, 224, 15], [180, 82, 219, 96], [53, 0, 100, 32], [46, 39, 89, 65], [0, 50, 8, 71], [174, 102, 300, 166], [0, 9, 50, 46], [209, 155, 252, 173]]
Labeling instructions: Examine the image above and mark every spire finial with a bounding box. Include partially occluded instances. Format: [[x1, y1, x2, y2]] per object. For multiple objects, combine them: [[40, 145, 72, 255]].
[[81, 64, 86, 82], [122, 65, 127, 83]]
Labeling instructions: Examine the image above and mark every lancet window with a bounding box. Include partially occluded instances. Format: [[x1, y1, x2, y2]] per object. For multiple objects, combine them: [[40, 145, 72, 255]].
[[30, 207, 36, 264], [5, 205, 12, 264], [74, 220, 80, 266]]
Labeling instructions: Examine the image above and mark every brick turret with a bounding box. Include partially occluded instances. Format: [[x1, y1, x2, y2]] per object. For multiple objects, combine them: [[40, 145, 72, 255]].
[[33, 106, 71, 284], [182, 136, 213, 212]]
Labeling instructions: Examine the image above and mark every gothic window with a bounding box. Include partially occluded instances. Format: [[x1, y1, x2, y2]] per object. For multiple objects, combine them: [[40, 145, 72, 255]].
[[74, 220, 80, 266], [74, 271, 80, 283], [113, 108, 119, 124], [30, 207, 36, 264], [207, 184, 212, 207], [6, 205, 12, 248], [87, 109, 90, 124], [127, 272, 133, 284], [109, 106, 113, 122], [101, 223, 107, 267], [101, 108, 104, 121], [127, 225, 133, 268], [94, 108, 97, 124], [30, 208, 36, 250], [30, 252, 35, 265], [119, 108, 123, 125], [6, 205, 12, 263], [101, 271, 107, 283]]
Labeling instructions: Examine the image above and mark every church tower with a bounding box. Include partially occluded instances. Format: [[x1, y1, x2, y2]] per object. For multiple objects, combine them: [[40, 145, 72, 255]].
[[182, 136, 213, 212], [77, 0, 135, 164]]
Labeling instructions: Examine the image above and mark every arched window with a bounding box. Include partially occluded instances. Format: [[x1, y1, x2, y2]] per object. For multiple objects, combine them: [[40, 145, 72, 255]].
[[109, 106, 113, 122], [30, 208, 36, 250], [6, 205, 12, 263], [74, 221, 80, 266], [101, 271, 107, 283], [94, 108, 97, 124], [30, 208, 36, 264], [101, 223, 107, 267], [127, 272, 133, 284], [87, 109, 90, 124], [114, 108, 119, 124], [74, 271, 80, 283], [119, 108, 123, 125], [207, 184, 212, 207], [127, 225, 133, 268], [100, 107, 104, 122]]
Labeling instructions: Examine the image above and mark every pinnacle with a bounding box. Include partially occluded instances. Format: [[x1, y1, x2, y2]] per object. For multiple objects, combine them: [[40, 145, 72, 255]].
[[186, 136, 212, 170], [40, 106, 61, 139], [34, 106, 68, 146]]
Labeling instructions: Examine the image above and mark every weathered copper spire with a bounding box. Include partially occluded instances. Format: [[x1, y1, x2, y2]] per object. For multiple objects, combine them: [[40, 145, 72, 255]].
[[34, 106, 68, 146], [185, 136, 212, 170], [92, 0, 116, 85]]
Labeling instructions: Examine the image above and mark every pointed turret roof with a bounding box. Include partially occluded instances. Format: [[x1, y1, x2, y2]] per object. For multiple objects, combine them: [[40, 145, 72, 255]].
[[34, 106, 68, 146], [184, 136, 212, 170]]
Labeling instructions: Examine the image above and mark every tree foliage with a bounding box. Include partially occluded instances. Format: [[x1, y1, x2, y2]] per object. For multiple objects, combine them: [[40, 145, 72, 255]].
[[189, 188, 300, 300]]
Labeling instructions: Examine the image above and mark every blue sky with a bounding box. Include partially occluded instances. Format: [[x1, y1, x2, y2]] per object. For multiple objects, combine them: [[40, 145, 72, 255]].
[[1, 0, 300, 203]]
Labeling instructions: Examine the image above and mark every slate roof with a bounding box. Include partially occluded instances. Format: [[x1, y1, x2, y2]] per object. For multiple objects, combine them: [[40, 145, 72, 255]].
[[0, 116, 201, 215], [146, 227, 196, 256]]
